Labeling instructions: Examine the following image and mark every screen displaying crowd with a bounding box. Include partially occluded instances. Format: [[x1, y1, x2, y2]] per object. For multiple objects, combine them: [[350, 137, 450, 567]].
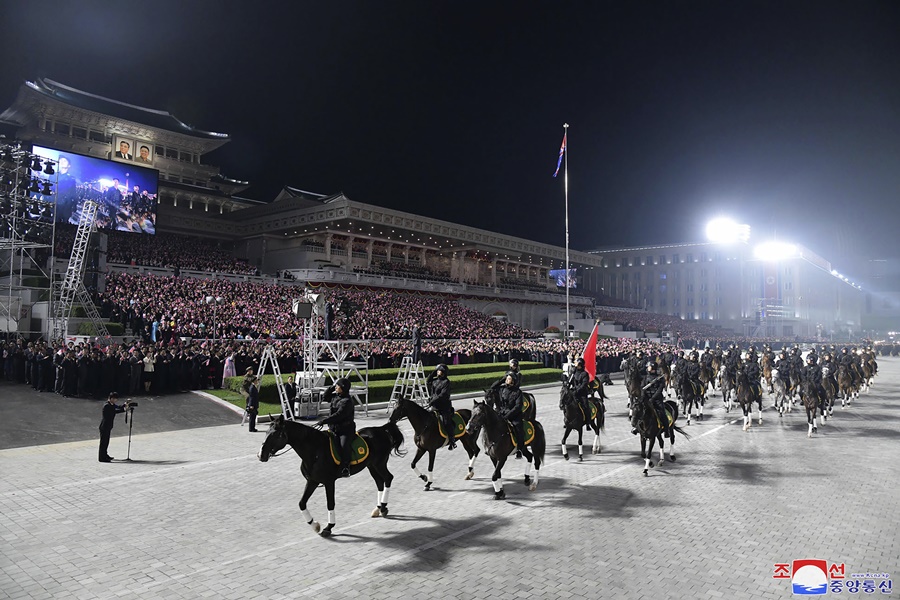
[[33, 145, 158, 233]]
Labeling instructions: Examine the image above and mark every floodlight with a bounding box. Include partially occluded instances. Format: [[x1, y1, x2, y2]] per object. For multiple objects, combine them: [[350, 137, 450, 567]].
[[753, 241, 798, 261], [705, 217, 750, 244]]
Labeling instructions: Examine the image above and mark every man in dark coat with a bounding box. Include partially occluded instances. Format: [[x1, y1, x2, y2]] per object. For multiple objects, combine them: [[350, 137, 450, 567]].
[[498, 371, 526, 459], [98, 392, 129, 462], [245, 376, 260, 432], [567, 357, 592, 423]]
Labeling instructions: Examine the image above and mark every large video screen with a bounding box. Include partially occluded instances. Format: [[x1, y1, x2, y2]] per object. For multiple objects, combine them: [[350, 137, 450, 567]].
[[550, 268, 577, 288], [32, 145, 158, 234]]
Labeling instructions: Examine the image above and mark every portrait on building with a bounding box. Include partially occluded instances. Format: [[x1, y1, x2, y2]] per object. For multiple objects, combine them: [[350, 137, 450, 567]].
[[112, 135, 134, 161], [134, 143, 154, 165]]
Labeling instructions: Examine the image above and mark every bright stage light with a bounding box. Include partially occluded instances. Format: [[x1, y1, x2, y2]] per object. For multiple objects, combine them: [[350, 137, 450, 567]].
[[705, 217, 751, 244], [753, 241, 798, 261]]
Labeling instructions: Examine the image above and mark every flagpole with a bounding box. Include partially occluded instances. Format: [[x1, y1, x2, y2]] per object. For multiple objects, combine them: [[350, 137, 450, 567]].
[[563, 123, 570, 341]]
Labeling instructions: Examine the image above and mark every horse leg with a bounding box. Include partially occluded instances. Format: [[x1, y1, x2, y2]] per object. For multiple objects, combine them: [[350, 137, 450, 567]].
[[370, 459, 393, 517], [491, 458, 506, 500], [742, 404, 750, 431], [561, 427, 571, 461], [668, 428, 676, 462], [462, 434, 479, 480], [757, 396, 763, 425], [657, 433, 665, 465], [685, 398, 692, 426], [298, 479, 322, 534], [320, 481, 337, 537], [640, 430, 647, 459], [644, 434, 656, 476], [697, 398, 704, 421], [576, 427, 584, 462], [423, 450, 436, 491], [591, 423, 601, 455], [410, 447, 428, 483]]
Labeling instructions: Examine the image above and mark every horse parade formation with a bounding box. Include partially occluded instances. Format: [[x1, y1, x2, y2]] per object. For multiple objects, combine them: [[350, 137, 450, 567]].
[[256, 341, 882, 537]]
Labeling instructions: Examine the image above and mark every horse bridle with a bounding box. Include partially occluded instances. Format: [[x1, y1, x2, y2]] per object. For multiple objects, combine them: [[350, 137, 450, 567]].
[[264, 428, 292, 458]]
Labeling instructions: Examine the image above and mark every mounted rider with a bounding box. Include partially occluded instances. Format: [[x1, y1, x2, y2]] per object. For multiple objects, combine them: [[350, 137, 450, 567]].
[[821, 352, 838, 390], [566, 357, 592, 424], [490, 357, 521, 393], [632, 361, 668, 435], [741, 353, 762, 402], [426, 364, 456, 450], [801, 353, 824, 404], [316, 377, 355, 477], [839, 347, 860, 386], [498, 370, 526, 459]]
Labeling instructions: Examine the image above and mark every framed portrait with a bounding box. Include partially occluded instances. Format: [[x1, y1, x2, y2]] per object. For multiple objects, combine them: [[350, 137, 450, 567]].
[[113, 135, 134, 162], [134, 142, 154, 165]]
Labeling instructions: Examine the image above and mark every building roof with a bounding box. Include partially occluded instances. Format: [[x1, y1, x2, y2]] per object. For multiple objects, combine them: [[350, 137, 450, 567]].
[[9, 79, 230, 141]]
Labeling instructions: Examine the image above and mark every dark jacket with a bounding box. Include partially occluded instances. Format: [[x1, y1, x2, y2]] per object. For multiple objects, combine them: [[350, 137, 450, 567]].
[[568, 368, 590, 399], [99, 401, 126, 432], [498, 385, 524, 422], [321, 387, 356, 434], [427, 376, 453, 415]]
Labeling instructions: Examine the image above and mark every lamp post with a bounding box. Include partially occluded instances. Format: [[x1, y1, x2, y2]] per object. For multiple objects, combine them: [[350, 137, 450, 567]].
[[205, 295, 223, 342]]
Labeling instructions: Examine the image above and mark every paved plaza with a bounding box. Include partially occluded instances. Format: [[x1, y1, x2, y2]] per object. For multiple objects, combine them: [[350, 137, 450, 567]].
[[1, 360, 897, 599]]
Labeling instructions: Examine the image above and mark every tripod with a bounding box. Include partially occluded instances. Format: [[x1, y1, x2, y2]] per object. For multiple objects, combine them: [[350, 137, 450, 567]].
[[124, 404, 136, 462]]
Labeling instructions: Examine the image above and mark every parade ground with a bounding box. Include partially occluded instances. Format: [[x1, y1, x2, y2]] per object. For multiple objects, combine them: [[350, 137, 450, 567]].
[[1, 360, 897, 599]]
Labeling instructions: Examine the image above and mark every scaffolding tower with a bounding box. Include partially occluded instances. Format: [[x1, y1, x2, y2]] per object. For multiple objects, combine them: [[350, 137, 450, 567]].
[[50, 200, 108, 341], [0, 142, 57, 338]]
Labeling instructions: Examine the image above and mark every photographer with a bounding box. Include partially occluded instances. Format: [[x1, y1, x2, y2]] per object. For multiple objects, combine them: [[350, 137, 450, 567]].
[[98, 392, 133, 462]]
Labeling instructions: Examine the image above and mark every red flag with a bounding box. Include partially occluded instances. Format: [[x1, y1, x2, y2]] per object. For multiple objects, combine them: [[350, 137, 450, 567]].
[[581, 321, 599, 381]]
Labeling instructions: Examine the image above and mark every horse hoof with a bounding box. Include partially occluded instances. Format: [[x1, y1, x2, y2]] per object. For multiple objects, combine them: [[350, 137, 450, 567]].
[[419, 474, 427, 482], [643, 469, 649, 477], [465, 471, 474, 481], [648, 461, 655, 469], [758, 419, 763, 425], [311, 521, 321, 534], [529, 482, 537, 491], [494, 490, 506, 500], [670, 455, 676, 462], [524, 475, 532, 486], [424, 482, 432, 491], [379, 504, 389, 517], [578, 456, 583, 463], [563, 454, 569, 461], [320, 524, 334, 538], [371, 507, 381, 518]]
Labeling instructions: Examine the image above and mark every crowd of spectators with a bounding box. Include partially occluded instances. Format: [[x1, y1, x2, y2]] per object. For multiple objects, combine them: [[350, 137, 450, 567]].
[[354, 261, 455, 283], [52, 225, 256, 274]]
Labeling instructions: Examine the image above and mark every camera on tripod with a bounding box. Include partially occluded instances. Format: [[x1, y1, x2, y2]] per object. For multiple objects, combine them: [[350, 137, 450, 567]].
[[126, 401, 138, 408]]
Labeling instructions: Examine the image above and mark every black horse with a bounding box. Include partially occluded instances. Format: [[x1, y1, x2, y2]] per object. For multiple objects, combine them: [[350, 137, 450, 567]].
[[465, 400, 545, 500], [258, 415, 405, 537], [388, 398, 481, 490], [678, 374, 704, 424], [632, 392, 688, 476], [558, 382, 606, 460], [735, 371, 763, 431]]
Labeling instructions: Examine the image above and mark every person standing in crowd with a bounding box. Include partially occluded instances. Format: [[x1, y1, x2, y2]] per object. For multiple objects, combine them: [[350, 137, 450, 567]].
[[316, 378, 355, 477], [426, 364, 456, 450], [142, 348, 156, 394], [98, 392, 129, 462], [411, 324, 422, 365], [245, 375, 260, 432]]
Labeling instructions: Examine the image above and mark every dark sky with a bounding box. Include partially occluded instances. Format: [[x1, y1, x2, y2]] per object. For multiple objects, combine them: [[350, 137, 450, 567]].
[[2, 1, 899, 274]]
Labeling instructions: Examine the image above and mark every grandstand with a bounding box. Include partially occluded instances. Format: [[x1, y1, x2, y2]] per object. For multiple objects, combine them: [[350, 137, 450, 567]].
[[0, 77, 868, 344]]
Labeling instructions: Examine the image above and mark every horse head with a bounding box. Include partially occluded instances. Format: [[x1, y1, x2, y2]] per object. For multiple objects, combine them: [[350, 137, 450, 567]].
[[258, 414, 289, 462], [466, 400, 489, 434], [388, 399, 408, 423]]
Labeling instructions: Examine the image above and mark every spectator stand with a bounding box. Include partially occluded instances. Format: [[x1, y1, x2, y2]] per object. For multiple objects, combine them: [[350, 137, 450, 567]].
[[314, 339, 371, 416], [387, 356, 429, 413]]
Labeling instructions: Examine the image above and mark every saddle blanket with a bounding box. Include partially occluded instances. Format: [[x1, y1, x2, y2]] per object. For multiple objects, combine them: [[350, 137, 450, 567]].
[[436, 412, 466, 440], [579, 403, 599, 422], [507, 421, 536, 448], [328, 432, 369, 466]]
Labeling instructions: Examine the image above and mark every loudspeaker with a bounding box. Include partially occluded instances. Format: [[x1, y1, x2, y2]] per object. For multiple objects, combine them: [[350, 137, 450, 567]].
[[292, 301, 313, 319]]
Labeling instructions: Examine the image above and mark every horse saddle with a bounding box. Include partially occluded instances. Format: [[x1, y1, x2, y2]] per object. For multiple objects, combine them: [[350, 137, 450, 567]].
[[327, 432, 369, 466], [436, 412, 466, 440], [507, 421, 536, 448], [658, 407, 675, 429], [580, 403, 598, 421]]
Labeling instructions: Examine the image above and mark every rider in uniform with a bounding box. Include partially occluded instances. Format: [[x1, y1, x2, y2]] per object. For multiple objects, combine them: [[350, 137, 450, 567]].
[[426, 364, 456, 450], [632, 361, 668, 435], [802, 354, 824, 405], [498, 371, 526, 459], [741, 353, 762, 403], [489, 358, 521, 393], [775, 349, 792, 390], [839, 347, 859, 387], [567, 357, 592, 424], [317, 377, 355, 477], [686, 351, 702, 398]]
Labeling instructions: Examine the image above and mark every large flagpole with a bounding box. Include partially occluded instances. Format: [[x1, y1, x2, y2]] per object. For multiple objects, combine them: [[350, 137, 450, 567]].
[[563, 123, 570, 340]]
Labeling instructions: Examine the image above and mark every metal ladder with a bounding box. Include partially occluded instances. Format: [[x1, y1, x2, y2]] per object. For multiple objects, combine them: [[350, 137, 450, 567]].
[[387, 355, 429, 412], [251, 344, 292, 421]]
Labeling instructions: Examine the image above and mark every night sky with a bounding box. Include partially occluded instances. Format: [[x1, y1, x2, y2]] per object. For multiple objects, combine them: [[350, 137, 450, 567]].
[[1, 1, 899, 274]]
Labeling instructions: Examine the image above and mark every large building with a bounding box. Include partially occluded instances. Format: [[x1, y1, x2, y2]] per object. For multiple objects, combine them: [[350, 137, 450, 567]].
[[0, 78, 874, 339]]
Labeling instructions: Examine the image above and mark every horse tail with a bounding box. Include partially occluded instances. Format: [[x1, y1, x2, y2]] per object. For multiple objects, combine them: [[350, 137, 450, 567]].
[[597, 401, 606, 431], [672, 424, 691, 440], [530, 420, 546, 464], [381, 420, 407, 457]]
